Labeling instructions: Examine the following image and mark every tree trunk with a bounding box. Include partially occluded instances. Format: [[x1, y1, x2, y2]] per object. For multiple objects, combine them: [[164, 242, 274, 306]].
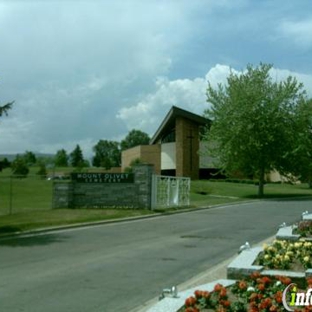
[[258, 167, 265, 197]]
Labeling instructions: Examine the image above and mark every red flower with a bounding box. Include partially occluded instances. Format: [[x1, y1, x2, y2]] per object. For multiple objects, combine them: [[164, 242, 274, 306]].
[[185, 308, 199, 312], [220, 299, 231, 307], [214, 283, 223, 292], [219, 287, 227, 298], [185, 296, 196, 307], [259, 298, 272, 309], [274, 291, 283, 303], [201, 290, 210, 299], [194, 290, 203, 299], [251, 271, 261, 280], [185, 307, 199, 312], [261, 276, 271, 284]]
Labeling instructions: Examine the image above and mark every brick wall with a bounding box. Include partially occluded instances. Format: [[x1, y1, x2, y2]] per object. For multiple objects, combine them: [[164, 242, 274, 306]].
[[175, 116, 200, 180], [121, 145, 161, 174]]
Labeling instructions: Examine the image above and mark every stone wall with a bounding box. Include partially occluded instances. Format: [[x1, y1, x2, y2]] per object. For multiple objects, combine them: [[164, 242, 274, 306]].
[[52, 164, 154, 209]]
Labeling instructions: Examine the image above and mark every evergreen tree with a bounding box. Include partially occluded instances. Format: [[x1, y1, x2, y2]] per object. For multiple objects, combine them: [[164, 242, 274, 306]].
[[70, 145, 85, 167]]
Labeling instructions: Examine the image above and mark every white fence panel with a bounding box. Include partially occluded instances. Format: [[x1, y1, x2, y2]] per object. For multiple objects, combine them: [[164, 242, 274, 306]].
[[151, 175, 190, 210]]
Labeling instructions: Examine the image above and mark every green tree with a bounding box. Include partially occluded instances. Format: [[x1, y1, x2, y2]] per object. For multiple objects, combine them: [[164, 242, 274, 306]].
[[23, 150, 37, 165], [288, 98, 312, 187], [55, 149, 69, 167], [0, 101, 13, 117], [36, 161, 47, 179], [92, 140, 121, 169], [11, 155, 29, 177], [204, 63, 310, 197], [120, 129, 150, 151], [0, 157, 10, 171], [69, 145, 85, 167]]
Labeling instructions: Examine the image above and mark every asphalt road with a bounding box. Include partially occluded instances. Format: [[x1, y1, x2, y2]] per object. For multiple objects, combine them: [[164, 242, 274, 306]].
[[0, 199, 311, 312]]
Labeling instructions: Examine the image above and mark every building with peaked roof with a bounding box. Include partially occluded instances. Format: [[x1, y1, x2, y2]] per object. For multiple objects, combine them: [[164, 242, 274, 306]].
[[122, 106, 213, 180]]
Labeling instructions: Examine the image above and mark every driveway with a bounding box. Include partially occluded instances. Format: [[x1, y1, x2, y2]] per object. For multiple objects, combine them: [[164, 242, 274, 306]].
[[0, 199, 310, 312]]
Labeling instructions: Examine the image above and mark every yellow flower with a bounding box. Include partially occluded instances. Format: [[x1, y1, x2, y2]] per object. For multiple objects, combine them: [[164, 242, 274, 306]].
[[304, 256, 310, 263], [286, 251, 294, 257], [284, 255, 290, 262], [294, 242, 302, 248], [264, 254, 270, 260]]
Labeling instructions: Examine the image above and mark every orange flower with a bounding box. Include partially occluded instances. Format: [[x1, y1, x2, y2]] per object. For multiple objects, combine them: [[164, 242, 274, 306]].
[[239, 280, 247, 290], [257, 283, 265, 292], [249, 293, 259, 302], [269, 305, 278, 311]]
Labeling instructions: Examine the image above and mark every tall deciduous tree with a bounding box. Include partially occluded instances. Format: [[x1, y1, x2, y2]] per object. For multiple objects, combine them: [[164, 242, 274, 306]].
[[120, 129, 150, 151], [92, 140, 120, 169], [204, 63, 310, 197], [289, 98, 312, 187]]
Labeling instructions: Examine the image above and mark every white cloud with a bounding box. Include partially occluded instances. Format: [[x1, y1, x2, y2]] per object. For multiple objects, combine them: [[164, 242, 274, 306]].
[[0, 1, 311, 157], [277, 18, 312, 48], [117, 64, 312, 136], [117, 64, 235, 134]]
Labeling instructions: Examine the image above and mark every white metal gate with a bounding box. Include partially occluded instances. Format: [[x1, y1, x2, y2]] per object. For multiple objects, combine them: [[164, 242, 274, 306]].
[[151, 175, 190, 210]]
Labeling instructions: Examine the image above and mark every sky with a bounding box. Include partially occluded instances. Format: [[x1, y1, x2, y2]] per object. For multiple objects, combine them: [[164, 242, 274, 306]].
[[0, 0, 312, 159]]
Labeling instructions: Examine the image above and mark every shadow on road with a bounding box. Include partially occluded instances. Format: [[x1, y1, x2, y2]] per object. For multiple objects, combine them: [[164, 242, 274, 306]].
[[0, 233, 68, 247]]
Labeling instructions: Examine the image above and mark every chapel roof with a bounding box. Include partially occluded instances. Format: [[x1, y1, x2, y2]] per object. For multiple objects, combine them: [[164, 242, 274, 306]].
[[150, 106, 210, 144]]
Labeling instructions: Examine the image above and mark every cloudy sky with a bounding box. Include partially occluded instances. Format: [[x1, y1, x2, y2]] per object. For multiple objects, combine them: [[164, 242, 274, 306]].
[[0, 0, 312, 158]]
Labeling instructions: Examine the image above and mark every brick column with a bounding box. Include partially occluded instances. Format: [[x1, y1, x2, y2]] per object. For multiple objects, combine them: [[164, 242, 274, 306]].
[[133, 164, 154, 209], [175, 117, 199, 180], [52, 182, 74, 208]]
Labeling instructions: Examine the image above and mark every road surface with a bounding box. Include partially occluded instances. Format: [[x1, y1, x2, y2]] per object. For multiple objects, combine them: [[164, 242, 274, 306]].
[[0, 199, 310, 312]]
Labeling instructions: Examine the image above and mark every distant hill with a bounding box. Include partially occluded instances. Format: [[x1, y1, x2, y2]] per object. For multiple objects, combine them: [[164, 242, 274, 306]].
[[0, 153, 54, 161]]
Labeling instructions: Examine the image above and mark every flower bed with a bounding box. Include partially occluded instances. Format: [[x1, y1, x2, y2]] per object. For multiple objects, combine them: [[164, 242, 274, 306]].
[[294, 220, 312, 238], [179, 273, 312, 312], [257, 240, 312, 271]]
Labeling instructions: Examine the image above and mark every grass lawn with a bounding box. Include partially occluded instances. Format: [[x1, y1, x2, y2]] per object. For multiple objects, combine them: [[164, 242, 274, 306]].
[[1, 166, 312, 236], [190, 180, 312, 206]]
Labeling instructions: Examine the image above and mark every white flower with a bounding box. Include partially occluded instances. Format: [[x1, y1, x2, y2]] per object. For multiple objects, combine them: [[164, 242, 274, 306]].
[[247, 286, 255, 292]]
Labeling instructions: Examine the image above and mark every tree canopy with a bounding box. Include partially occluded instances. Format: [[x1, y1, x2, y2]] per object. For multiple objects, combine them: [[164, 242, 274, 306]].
[[120, 129, 150, 151], [92, 140, 121, 169], [204, 63, 311, 196]]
